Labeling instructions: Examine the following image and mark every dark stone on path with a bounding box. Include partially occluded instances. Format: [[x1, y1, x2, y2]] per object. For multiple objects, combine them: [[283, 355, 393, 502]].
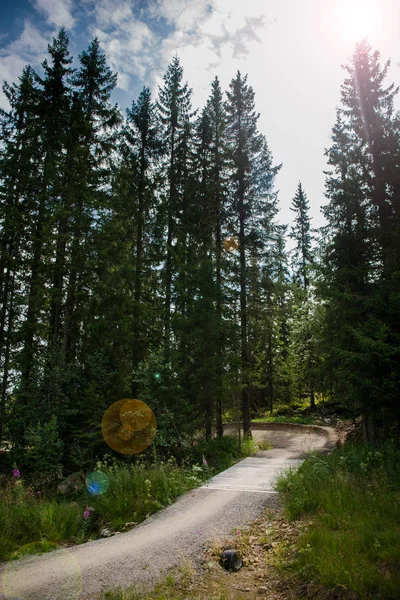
[[220, 549, 243, 571]]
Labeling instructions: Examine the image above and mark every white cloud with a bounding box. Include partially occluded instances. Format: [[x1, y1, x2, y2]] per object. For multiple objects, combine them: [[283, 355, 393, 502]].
[[0, 21, 48, 109], [87, 1, 156, 92], [33, 0, 76, 30], [155, 0, 215, 32], [94, 0, 134, 28], [0, 55, 27, 109], [149, 0, 271, 108], [8, 20, 49, 58], [84, 0, 271, 99]]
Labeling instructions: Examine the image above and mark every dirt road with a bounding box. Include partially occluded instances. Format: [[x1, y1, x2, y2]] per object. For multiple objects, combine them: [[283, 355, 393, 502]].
[[0, 424, 336, 600]]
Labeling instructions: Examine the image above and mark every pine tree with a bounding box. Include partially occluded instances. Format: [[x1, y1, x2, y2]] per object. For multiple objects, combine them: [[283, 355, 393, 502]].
[[290, 182, 313, 290], [125, 87, 160, 397], [340, 40, 398, 274], [64, 37, 119, 366], [156, 56, 195, 344], [225, 72, 280, 435], [206, 76, 229, 437], [39, 29, 74, 350], [0, 67, 42, 441], [320, 41, 400, 437]]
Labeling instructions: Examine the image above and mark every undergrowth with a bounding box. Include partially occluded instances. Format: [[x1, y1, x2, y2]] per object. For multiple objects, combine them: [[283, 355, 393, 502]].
[[0, 434, 264, 560], [276, 442, 400, 599]]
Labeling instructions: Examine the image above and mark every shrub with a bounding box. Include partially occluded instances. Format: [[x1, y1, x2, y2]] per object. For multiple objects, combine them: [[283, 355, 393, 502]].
[[91, 459, 208, 530], [190, 436, 241, 471], [0, 473, 84, 559], [276, 442, 400, 599]]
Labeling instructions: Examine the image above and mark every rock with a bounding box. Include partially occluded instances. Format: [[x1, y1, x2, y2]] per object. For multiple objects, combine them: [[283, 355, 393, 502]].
[[220, 549, 243, 571], [100, 528, 113, 538], [121, 521, 137, 531], [258, 586, 268, 593], [262, 543, 272, 550], [57, 471, 86, 495]]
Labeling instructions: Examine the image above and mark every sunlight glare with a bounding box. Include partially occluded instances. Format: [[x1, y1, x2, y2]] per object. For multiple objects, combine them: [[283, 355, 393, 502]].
[[337, 1, 378, 40]]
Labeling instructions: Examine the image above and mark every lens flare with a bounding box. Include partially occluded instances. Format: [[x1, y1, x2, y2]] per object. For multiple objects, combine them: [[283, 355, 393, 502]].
[[224, 236, 239, 252], [85, 471, 110, 496], [101, 399, 157, 455], [2, 547, 82, 600], [336, 0, 379, 40]]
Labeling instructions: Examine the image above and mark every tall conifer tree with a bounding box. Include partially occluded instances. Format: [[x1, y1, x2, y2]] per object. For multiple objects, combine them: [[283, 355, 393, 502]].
[[225, 72, 280, 435]]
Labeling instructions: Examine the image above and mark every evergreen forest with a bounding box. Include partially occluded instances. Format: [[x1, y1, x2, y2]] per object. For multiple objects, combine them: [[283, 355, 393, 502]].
[[1, 29, 399, 479]]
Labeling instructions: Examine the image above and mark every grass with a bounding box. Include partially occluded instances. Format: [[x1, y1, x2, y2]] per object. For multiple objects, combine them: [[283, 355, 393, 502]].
[[252, 395, 341, 426], [91, 458, 207, 530], [101, 507, 296, 600], [276, 442, 400, 599], [101, 562, 239, 600], [0, 483, 86, 560], [252, 398, 322, 425], [0, 434, 267, 561], [252, 414, 319, 425]]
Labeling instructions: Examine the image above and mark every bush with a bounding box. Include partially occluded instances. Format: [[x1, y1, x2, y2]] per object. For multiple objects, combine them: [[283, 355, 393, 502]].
[[90, 458, 209, 530], [0, 474, 84, 559], [190, 436, 242, 471], [10, 415, 64, 488], [0, 432, 266, 560], [274, 405, 295, 417], [276, 443, 400, 599]]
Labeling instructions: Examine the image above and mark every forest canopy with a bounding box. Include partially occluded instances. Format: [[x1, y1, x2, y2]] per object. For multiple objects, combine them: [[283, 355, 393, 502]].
[[0, 30, 399, 478]]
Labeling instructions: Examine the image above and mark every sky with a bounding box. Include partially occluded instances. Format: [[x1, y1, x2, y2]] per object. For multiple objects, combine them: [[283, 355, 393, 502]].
[[1, 0, 400, 233]]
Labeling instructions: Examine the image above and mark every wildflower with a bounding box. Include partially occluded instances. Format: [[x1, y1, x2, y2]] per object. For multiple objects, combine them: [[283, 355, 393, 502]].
[[36, 491, 41, 495], [83, 506, 91, 520], [235, 529, 240, 536], [13, 469, 20, 478], [202, 455, 208, 467]]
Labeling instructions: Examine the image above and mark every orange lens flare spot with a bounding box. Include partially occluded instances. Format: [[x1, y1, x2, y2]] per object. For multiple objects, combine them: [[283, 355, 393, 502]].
[[118, 424, 134, 441], [119, 399, 153, 431], [224, 236, 239, 252], [101, 399, 157, 455]]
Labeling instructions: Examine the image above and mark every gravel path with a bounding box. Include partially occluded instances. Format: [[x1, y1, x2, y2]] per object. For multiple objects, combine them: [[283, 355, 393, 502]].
[[0, 424, 336, 600]]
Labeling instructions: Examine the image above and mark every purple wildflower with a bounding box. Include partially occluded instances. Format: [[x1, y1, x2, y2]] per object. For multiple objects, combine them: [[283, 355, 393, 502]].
[[36, 491, 41, 495], [202, 455, 208, 467], [13, 469, 20, 478], [83, 506, 91, 520]]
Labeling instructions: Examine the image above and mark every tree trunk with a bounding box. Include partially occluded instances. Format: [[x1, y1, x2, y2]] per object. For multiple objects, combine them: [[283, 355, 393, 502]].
[[215, 220, 223, 437], [0, 268, 16, 443], [63, 197, 83, 364], [20, 191, 46, 395], [310, 383, 315, 411], [165, 129, 176, 347], [239, 196, 251, 436], [214, 119, 223, 437], [49, 215, 68, 345], [131, 139, 146, 397]]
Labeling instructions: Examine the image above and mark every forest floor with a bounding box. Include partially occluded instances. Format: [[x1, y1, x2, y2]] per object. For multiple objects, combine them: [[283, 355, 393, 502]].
[[0, 423, 335, 600], [101, 505, 308, 600]]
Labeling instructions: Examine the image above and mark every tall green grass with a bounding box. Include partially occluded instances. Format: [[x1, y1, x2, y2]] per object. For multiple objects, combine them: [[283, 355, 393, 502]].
[[91, 459, 206, 530], [0, 482, 84, 559], [0, 461, 206, 559], [276, 443, 400, 599], [0, 434, 259, 560]]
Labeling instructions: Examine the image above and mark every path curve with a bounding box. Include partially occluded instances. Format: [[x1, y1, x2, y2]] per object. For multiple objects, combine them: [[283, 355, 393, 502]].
[[0, 424, 336, 600]]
